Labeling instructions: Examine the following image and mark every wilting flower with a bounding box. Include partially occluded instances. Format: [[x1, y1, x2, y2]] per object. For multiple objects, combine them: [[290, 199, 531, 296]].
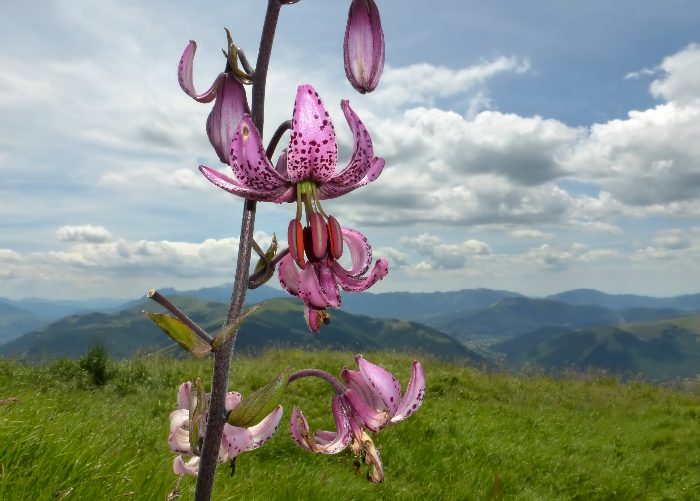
[[344, 0, 385, 93], [290, 356, 425, 482], [178, 38, 250, 164], [278, 226, 388, 332], [169, 381, 282, 476]]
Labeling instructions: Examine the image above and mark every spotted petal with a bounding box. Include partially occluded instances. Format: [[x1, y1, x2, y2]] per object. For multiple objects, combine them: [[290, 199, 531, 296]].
[[330, 258, 388, 292], [327, 100, 378, 188], [278, 254, 301, 297], [339, 227, 372, 277], [356, 355, 401, 415], [319, 157, 385, 200], [178, 40, 222, 103], [287, 85, 338, 183], [391, 361, 425, 424], [299, 265, 334, 309], [199, 165, 294, 203], [290, 397, 351, 454], [247, 404, 283, 449], [343, 388, 388, 433]]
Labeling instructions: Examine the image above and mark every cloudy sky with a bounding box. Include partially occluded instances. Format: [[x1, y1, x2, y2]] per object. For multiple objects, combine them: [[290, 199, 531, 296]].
[[2, 0, 700, 300]]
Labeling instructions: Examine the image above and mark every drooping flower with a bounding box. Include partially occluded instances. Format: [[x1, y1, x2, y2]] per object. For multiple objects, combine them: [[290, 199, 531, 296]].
[[168, 381, 282, 476], [289, 356, 425, 483], [344, 0, 385, 93], [198, 83, 384, 202], [178, 38, 250, 164], [278, 226, 388, 332]]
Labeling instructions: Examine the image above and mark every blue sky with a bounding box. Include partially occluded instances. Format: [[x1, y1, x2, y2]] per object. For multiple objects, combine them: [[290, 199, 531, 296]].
[[1, 0, 700, 300]]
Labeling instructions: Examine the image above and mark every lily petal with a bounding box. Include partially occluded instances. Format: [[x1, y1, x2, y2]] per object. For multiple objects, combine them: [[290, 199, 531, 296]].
[[278, 254, 301, 297], [173, 455, 200, 476], [357, 355, 401, 415], [304, 304, 327, 333], [343, 388, 389, 433], [230, 115, 289, 193], [328, 100, 378, 188], [225, 391, 242, 412], [290, 397, 351, 454], [320, 157, 385, 199], [247, 404, 283, 450], [344, 0, 385, 94], [318, 262, 341, 307], [177, 381, 193, 410], [342, 367, 387, 413], [330, 258, 388, 292], [199, 165, 294, 203], [339, 227, 372, 277], [168, 409, 191, 453], [391, 360, 426, 424], [287, 85, 338, 183], [220, 424, 254, 458], [299, 264, 333, 309], [206, 73, 250, 164], [178, 40, 222, 103]]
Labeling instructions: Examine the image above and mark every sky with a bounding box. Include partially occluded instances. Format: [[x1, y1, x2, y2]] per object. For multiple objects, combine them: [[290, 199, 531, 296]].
[[1, 0, 700, 300]]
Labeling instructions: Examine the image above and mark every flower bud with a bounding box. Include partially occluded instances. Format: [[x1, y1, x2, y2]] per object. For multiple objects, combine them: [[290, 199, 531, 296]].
[[344, 0, 385, 94], [206, 72, 250, 164]]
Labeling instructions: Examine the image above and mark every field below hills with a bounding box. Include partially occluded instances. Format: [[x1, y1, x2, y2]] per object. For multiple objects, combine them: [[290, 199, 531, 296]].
[[1, 350, 699, 500]]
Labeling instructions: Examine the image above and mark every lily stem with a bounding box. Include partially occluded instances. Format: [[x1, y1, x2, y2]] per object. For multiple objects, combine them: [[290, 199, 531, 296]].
[[289, 369, 346, 395], [194, 1, 283, 500]]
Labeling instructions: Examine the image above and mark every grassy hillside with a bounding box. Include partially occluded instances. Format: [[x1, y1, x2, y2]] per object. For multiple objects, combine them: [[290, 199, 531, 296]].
[[0, 297, 480, 364], [0, 350, 698, 500], [495, 314, 700, 380]]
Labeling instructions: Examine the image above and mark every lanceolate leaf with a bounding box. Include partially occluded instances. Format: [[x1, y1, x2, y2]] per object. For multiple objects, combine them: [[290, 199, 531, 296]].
[[227, 369, 290, 427], [211, 303, 264, 351], [143, 312, 211, 357]]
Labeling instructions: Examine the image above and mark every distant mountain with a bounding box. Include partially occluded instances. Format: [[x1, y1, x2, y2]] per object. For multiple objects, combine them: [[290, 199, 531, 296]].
[[0, 297, 126, 323], [341, 288, 524, 322], [0, 297, 481, 365], [547, 289, 700, 312], [494, 315, 700, 380], [432, 297, 686, 340], [0, 302, 45, 345]]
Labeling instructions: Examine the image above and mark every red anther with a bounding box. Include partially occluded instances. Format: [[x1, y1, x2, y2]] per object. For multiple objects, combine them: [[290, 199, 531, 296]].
[[309, 212, 328, 259], [288, 219, 306, 269], [327, 215, 343, 259]]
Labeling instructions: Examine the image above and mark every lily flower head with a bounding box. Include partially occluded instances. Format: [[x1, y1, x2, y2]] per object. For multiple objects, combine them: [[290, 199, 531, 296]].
[[178, 31, 251, 164], [168, 381, 282, 476], [344, 0, 385, 94], [289, 356, 425, 482], [278, 225, 388, 332]]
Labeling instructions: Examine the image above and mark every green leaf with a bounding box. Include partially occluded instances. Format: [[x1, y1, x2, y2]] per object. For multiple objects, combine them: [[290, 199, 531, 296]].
[[189, 378, 207, 455], [211, 303, 264, 351], [143, 312, 211, 357], [227, 368, 289, 427], [254, 234, 278, 274]]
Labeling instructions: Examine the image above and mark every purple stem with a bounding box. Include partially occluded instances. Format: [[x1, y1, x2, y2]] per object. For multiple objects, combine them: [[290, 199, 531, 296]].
[[289, 369, 346, 395], [194, 1, 283, 500]]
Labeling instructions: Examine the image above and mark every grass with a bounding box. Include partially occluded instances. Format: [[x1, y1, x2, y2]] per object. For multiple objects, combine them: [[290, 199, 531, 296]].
[[0, 349, 699, 500]]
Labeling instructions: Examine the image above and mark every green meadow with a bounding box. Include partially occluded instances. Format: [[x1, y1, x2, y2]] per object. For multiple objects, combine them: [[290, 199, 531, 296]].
[[0, 350, 698, 500]]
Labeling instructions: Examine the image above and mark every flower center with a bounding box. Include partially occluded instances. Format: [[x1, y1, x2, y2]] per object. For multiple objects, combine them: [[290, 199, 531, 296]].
[[287, 181, 343, 269]]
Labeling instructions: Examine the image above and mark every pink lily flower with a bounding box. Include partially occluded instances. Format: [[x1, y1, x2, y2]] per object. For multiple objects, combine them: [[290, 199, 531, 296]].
[[278, 226, 388, 332], [344, 0, 385, 94], [289, 356, 425, 482], [168, 381, 282, 476], [178, 39, 250, 164]]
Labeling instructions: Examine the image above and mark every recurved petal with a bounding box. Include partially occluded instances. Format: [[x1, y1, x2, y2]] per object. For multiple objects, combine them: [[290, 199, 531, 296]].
[[290, 406, 315, 452], [199, 165, 294, 203], [230, 115, 289, 193], [341, 367, 387, 413], [330, 258, 388, 292], [328, 100, 376, 188], [357, 355, 401, 415], [221, 424, 253, 458], [247, 405, 283, 450], [338, 227, 372, 277], [287, 85, 338, 183], [391, 360, 426, 424], [318, 157, 385, 200], [303, 304, 326, 333], [225, 391, 242, 412], [298, 264, 332, 309], [344, 388, 389, 433], [318, 262, 341, 307], [206, 73, 250, 164], [278, 253, 301, 297], [177, 381, 193, 410], [168, 409, 191, 453], [289, 399, 351, 454], [173, 455, 200, 476], [178, 40, 222, 103]]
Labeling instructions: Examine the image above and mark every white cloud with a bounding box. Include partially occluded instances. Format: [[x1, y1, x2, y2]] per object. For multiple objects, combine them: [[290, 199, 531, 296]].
[[509, 229, 553, 239], [652, 229, 692, 250], [650, 43, 700, 104], [400, 233, 491, 270], [56, 225, 113, 243]]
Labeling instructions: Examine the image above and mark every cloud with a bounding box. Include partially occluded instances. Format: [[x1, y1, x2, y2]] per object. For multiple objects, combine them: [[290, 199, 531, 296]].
[[652, 229, 692, 250], [649, 43, 700, 104], [400, 233, 491, 270], [56, 225, 113, 243], [509, 228, 553, 239]]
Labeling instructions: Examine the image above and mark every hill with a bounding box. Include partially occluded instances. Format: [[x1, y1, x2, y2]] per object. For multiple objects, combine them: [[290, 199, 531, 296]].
[[432, 296, 686, 340], [0, 302, 44, 345], [0, 297, 481, 364], [547, 288, 700, 311], [494, 314, 700, 379]]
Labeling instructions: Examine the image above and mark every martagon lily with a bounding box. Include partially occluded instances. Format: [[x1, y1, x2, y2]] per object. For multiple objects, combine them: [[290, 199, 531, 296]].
[[290, 356, 425, 482], [199, 84, 388, 331], [168, 381, 282, 476]]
